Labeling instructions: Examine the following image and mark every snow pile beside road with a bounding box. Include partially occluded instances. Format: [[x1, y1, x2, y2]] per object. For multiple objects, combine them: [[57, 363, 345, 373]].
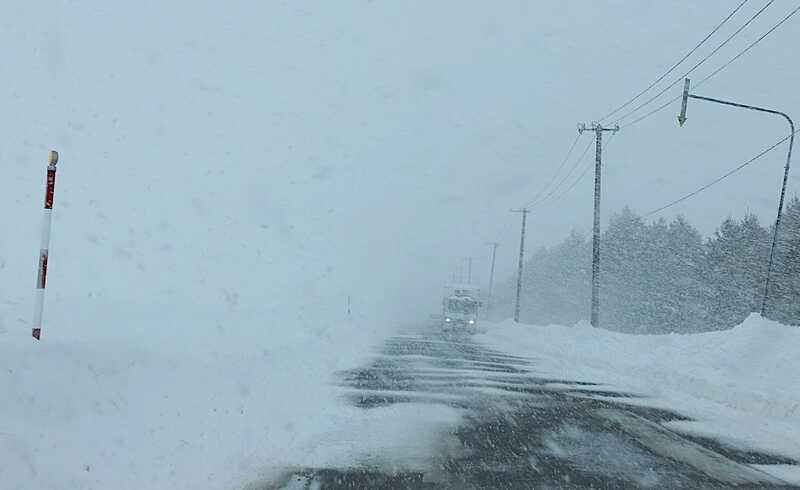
[[478, 314, 800, 463], [0, 324, 384, 490]]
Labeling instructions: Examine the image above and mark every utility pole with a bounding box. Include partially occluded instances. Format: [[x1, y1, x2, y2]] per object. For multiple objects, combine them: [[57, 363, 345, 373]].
[[578, 122, 619, 328], [486, 242, 499, 317], [466, 257, 473, 284], [511, 209, 529, 323], [678, 78, 794, 316]]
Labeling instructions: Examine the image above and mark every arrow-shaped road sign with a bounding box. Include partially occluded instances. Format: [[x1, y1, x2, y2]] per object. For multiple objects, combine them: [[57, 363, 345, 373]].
[[678, 78, 690, 126]]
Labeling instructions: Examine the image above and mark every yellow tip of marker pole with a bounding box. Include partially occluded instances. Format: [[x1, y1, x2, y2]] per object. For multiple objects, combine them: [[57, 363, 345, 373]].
[[48, 150, 59, 166]]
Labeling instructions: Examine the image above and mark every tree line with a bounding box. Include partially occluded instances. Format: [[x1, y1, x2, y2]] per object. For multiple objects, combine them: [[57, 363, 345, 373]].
[[490, 197, 800, 333]]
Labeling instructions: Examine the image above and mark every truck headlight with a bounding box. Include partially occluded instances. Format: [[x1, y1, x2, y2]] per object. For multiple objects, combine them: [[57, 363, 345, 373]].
[[444, 317, 451, 322], [467, 319, 475, 325]]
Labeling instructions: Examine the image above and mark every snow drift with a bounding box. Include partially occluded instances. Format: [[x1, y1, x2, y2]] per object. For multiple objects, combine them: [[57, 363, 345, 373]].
[[478, 314, 800, 481], [0, 323, 391, 490]]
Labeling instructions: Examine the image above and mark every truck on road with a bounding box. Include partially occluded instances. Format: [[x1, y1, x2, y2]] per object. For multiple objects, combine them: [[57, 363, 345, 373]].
[[441, 284, 481, 333]]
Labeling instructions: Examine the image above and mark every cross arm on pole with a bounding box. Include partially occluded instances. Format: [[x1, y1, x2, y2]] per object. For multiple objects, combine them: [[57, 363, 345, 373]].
[[578, 122, 620, 135]]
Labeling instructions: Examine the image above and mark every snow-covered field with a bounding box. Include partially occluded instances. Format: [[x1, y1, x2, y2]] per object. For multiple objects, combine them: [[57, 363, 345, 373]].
[[0, 323, 400, 490], [478, 314, 800, 482]]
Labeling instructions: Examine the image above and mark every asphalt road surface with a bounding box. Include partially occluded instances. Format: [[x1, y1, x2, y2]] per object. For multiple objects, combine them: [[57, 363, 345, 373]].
[[269, 330, 798, 489]]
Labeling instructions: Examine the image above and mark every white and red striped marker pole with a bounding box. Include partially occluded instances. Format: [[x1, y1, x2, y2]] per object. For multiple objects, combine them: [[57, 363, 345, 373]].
[[32, 150, 59, 340]]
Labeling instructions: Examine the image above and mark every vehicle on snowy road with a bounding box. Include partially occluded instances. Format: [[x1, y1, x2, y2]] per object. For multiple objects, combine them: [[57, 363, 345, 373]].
[[441, 285, 481, 333]]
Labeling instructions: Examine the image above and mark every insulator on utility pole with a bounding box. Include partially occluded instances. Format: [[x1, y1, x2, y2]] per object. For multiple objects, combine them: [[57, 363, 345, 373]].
[[577, 123, 618, 328], [32, 150, 59, 340], [510, 208, 529, 323]]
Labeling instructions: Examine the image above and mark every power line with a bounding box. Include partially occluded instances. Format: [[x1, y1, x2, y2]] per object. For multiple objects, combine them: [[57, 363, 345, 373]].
[[613, 0, 775, 125], [621, 93, 682, 129], [645, 129, 799, 216], [520, 1, 793, 214], [597, 0, 748, 122], [621, 3, 800, 130], [555, 157, 594, 204], [552, 134, 618, 203], [525, 138, 593, 209], [533, 134, 619, 210], [524, 133, 582, 208], [694, 3, 800, 89]]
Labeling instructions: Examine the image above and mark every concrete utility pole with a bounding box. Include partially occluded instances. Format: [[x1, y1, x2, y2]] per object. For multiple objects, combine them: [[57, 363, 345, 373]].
[[578, 123, 619, 328], [511, 209, 529, 323], [678, 78, 794, 316], [486, 242, 499, 317]]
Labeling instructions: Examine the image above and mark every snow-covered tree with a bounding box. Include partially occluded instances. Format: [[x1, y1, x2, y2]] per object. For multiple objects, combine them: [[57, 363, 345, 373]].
[[703, 214, 770, 329]]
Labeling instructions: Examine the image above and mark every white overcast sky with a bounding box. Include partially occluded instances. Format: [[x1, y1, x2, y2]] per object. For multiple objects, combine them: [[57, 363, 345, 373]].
[[2, 1, 799, 340]]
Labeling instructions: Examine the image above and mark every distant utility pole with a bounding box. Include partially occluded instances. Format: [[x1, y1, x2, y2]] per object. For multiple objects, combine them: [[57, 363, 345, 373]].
[[578, 122, 619, 328], [678, 78, 794, 316], [486, 242, 499, 316], [510, 208, 529, 323], [467, 257, 473, 284]]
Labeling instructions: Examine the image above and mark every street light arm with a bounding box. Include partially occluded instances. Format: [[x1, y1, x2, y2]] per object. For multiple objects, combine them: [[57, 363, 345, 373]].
[[679, 80, 795, 316], [688, 93, 794, 138]]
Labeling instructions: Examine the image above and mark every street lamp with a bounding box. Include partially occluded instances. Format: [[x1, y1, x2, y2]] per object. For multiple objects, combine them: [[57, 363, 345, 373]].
[[678, 78, 795, 316]]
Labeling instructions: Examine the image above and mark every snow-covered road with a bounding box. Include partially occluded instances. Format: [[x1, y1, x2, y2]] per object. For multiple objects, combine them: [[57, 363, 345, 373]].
[[273, 331, 797, 489]]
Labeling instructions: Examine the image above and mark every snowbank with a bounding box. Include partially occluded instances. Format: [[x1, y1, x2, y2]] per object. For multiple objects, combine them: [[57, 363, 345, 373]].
[[478, 314, 800, 469], [0, 323, 389, 490]]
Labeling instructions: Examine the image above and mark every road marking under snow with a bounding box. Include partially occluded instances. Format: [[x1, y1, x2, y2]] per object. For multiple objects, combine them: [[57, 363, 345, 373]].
[[597, 409, 785, 485]]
